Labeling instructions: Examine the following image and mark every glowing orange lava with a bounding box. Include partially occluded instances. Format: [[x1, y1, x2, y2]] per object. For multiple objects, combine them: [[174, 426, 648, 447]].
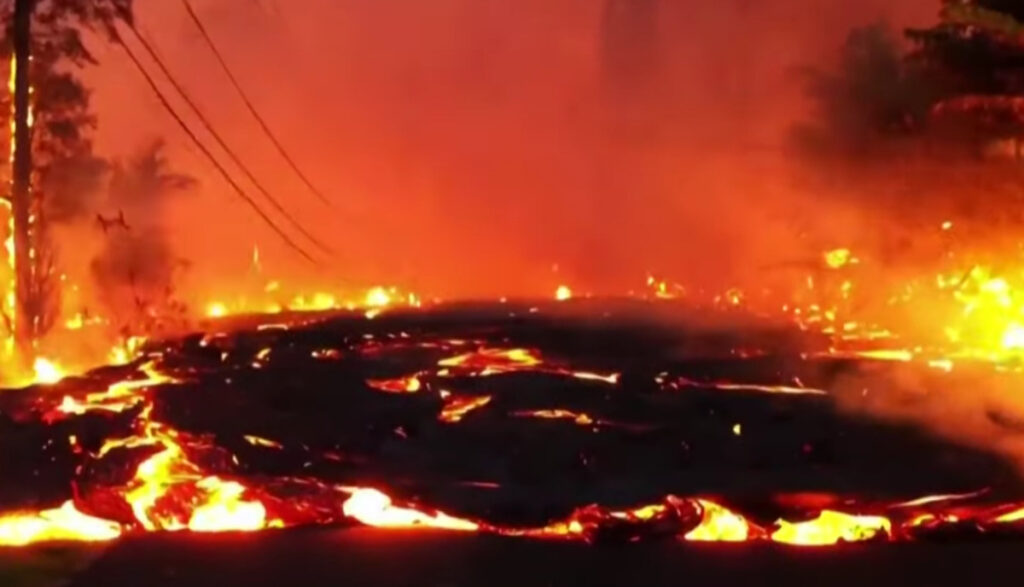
[[0, 501, 121, 546], [771, 511, 892, 545], [684, 500, 756, 542], [341, 488, 478, 531]]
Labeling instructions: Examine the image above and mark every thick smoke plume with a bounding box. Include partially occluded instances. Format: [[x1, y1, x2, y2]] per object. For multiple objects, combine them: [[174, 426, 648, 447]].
[[81, 0, 933, 298], [89, 140, 195, 333]]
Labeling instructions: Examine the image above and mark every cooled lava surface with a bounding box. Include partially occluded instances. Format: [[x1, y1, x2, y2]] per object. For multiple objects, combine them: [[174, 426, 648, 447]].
[[2, 299, 1024, 547]]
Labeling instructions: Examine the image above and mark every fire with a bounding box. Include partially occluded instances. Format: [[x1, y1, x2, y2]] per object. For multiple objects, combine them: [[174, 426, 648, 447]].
[[770, 511, 891, 545], [364, 286, 392, 308], [555, 285, 572, 301], [341, 488, 478, 531], [206, 302, 228, 318], [1001, 323, 1024, 351], [0, 501, 121, 547], [823, 248, 855, 269], [32, 357, 63, 384]]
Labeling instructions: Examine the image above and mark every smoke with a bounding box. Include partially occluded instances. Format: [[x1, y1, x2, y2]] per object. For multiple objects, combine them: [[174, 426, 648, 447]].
[[75, 0, 934, 299], [831, 366, 1024, 478], [90, 139, 195, 331], [47, 139, 196, 337]]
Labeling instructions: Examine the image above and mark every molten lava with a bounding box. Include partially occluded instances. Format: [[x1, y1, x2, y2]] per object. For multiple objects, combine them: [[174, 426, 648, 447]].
[[341, 488, 478, 532], [0, 501, 121, 547], [4, 269, 1024, 550], [771, 511, 892, 546], [683, 500, 756, 542]]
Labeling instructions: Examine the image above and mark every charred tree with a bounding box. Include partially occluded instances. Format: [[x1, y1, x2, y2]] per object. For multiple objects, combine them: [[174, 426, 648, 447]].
[[11, 0, 33, 352]]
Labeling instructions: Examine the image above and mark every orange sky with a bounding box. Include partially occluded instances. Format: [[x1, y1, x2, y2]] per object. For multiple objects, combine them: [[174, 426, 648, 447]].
[[77, 0, 937, 300]]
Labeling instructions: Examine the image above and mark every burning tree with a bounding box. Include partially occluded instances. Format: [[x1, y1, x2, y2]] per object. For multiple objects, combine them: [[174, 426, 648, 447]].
[[0, 0, 133, 349]]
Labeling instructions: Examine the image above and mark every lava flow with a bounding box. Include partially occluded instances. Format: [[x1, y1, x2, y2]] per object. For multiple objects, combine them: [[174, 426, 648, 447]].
[[3, 302, 1024, 550]]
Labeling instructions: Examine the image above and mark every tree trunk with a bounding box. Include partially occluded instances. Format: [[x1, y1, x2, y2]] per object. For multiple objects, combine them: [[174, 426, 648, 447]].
[[12, 0, 34, 355]]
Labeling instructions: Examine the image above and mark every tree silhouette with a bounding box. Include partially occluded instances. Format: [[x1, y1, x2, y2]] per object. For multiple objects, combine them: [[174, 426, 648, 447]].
[[91, 139, 194, 335], [793, 24, 937, 158], [0, 0, 134, 336], [906, 1, 1024, 153]]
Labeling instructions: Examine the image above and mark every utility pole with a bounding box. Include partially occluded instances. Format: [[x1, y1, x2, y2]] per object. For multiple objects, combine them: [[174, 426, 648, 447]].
[[11, 0, 34, 358]]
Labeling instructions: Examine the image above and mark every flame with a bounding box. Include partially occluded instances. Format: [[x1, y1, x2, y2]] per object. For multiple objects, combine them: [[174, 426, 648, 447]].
[[0, 501, 121, 546], [206, 302, 228, 318], [33, 357, 63, 384], [771, 511, 891, 545], [555, 285, 572, 301], [2, 56, 17, 360], [65, 313, 84, 330], [342, 488, 478, 531], [364, 287, 392, 308], [824, 248, 855, 269]]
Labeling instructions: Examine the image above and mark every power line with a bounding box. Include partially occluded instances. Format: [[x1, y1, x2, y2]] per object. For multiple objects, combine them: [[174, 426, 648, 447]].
[[180, 0, 335, 208], [114, 32, 318, 264], [123, 22, 335, 257]]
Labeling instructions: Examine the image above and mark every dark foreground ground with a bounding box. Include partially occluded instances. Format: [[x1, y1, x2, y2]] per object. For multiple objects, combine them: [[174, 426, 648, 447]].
[[66, 527, 1024, 587]]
